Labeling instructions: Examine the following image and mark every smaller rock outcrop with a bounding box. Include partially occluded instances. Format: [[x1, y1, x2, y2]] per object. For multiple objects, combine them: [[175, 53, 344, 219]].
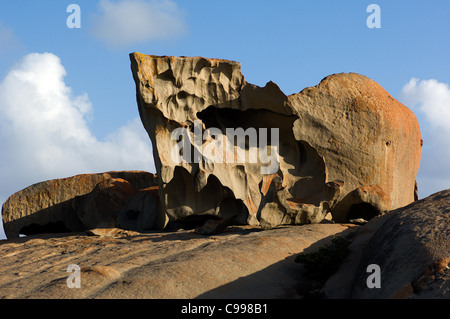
[[1, 171, 158, 238]]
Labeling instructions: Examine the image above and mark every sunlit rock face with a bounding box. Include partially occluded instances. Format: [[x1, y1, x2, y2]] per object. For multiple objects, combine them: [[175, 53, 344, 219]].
[[130, 52, 421, 229]]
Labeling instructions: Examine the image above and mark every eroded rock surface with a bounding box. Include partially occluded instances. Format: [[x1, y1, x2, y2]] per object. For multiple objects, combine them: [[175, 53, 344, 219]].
[[130, 53, 422, 228]]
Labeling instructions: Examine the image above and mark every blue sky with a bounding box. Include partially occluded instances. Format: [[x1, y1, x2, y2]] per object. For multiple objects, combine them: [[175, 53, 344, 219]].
[[1, 0, 450, 239]]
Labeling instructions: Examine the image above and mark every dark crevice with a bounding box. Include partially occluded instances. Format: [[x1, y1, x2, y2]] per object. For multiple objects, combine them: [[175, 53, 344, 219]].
[[346, 203, 380, 221], [20, 221, 72, 236]]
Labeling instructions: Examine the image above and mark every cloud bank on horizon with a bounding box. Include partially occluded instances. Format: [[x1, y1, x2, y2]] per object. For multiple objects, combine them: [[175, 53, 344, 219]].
[[0, 53, 155, 210]]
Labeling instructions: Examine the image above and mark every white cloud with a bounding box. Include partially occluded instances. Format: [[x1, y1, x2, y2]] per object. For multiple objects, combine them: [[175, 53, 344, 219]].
[[91, 0, 187, 47], [0, 53, 155, 213], [400, 78, 450, 198], [401, 78, 450, 133]]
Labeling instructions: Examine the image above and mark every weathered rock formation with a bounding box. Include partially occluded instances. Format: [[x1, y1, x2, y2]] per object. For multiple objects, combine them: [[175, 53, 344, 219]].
[[130, 53, 422, 228], [1, 171, 158, 238], [0, 54, 422, 238], [323, 189, 450, 299]]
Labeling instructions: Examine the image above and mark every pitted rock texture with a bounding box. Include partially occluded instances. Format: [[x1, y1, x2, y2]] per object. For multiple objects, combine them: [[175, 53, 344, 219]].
[[2, 171, 158, 238], [130, 53, 422, 228]]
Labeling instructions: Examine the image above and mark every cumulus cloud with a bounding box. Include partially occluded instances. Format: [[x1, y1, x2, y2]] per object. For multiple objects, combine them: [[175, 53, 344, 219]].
[[91, 0, 187, 47], [401, 78, 450, 133], [400, 78, 450, 198], [0, 53, 155, 212]]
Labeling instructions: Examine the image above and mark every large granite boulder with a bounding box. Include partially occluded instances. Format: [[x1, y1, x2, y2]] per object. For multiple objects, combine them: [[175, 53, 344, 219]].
[[290, 73, 423, 215], [1, 171, 157, 238], [130, 53, 422, 228]]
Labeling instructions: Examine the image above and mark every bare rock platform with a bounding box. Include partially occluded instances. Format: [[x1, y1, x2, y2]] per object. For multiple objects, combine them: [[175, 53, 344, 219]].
[[0, 223, 355, 299]]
